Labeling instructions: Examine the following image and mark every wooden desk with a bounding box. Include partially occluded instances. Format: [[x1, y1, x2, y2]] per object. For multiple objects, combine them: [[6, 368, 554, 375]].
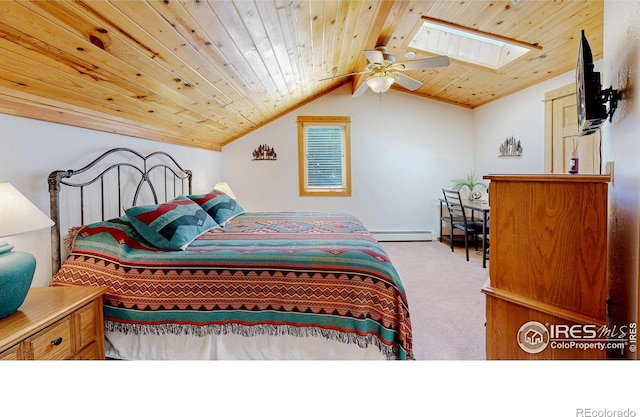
[[439, 198, 490, 268]]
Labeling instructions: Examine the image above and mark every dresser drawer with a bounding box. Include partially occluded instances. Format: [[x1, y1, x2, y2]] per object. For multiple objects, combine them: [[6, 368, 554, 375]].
[[0, 344, 20, 360], [74, 341, 102, 360], [27, 317, 73, 360], [76, 300, 99, 349]]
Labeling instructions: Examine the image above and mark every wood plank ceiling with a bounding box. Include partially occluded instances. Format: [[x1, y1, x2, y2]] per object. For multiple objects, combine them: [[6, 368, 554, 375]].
[[0, 1, 603, 151]]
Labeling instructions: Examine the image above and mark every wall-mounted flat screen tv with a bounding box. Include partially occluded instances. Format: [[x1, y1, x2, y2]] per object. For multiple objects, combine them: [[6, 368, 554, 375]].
[[576, 30, 607, 136]]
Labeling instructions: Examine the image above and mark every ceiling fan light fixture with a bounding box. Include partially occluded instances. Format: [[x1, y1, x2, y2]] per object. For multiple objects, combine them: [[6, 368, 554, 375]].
[[366, 74, 395, 93]]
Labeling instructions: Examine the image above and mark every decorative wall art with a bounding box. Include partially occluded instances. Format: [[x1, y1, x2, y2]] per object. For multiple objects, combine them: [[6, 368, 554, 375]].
[[252, 144, 277, 160], [499, 136, 523, 157]]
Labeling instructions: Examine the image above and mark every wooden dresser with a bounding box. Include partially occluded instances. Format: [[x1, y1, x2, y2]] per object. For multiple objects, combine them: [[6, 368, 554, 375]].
[[482, 174, 610, 359], [0, 286, 107, 360]]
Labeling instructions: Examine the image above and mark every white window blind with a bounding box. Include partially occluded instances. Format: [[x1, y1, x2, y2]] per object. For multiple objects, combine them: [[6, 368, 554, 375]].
[[304, 125, 345, 188]]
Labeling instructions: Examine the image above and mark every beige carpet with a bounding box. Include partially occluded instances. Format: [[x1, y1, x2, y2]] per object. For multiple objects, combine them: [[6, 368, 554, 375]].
[[380, 240, 489, 360]]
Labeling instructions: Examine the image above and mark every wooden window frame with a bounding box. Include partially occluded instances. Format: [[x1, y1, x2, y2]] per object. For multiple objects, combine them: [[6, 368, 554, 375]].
[[297, 116, 351, 197]]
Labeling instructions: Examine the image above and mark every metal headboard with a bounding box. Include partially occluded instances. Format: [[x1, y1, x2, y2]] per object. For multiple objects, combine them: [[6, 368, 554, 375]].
[[48, 148, 192, 274]]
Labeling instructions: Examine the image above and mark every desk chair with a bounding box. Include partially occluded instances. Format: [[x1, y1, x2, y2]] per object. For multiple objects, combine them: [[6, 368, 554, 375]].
[[483, 215, 490, 266], [442, 189, 486, 261]]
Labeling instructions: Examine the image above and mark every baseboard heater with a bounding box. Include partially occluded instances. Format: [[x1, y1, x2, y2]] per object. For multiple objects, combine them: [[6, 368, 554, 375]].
[[371, 231, 434, 242]]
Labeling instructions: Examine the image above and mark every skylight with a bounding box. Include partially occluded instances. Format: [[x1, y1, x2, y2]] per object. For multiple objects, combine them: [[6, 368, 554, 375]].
[[409, 19, 533, 70]]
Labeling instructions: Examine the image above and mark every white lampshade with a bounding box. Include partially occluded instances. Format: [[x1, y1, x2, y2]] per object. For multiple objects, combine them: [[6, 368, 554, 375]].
[[213, 182, 236, 200], [366, 74, 395, 94], [0, 183, 54, 318], [0, 182, 54, 238]]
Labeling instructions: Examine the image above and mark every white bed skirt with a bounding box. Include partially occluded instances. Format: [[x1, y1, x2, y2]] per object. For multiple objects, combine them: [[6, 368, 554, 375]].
[[105, 330, 388, 360]]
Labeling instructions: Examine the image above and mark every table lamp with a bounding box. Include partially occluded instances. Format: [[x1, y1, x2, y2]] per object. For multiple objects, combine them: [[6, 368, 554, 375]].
[[0, 182, 54, 318], [213, 182, 236, 199]]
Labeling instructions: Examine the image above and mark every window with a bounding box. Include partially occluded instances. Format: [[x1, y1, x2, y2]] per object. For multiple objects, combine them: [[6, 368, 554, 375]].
[[297, 116, 351, 197], [409, 17, 535, 70]]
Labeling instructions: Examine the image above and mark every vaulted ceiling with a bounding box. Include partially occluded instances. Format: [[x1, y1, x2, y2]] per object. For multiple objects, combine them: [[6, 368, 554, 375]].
[[0, 1, 603, 151]]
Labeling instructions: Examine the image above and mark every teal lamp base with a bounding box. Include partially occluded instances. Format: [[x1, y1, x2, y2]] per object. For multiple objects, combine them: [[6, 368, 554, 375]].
[[0, 242, 36, 319]]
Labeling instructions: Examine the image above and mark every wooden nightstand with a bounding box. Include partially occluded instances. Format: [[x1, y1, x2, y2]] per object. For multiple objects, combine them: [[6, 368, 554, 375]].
[[0, 286, 107, 360]]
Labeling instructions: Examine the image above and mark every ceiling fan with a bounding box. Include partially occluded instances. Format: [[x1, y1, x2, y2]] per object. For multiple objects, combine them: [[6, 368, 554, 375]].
[[321, 46, 450, 96]]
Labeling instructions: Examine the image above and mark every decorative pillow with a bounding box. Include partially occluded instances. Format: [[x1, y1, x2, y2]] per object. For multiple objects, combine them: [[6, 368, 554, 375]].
[[64, 225, 86, 252], [187, 189, 245, 226], [125, 196, 218, 250]]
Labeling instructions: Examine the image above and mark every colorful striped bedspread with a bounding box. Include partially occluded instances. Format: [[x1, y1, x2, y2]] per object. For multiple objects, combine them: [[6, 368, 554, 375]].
[[51, 212, 413, 359]]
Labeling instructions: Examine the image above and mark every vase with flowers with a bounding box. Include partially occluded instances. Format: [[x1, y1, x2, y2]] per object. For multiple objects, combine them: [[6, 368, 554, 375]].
[[451, 172, 488, 200]]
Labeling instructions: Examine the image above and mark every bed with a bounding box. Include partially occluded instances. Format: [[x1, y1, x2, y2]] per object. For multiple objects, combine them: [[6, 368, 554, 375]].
[[49, 148, 413, 360]]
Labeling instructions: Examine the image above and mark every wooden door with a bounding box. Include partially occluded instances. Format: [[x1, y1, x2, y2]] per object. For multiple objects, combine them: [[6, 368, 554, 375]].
[[544, 84, 601, 174]]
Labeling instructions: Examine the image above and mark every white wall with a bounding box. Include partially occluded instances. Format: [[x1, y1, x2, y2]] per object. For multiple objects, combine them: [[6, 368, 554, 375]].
[[601, 0, 640, 350], [0, 114, 221, 287], [473, 70, 576, 178], [222, 70, 587, 236], [221, 83, 474, 234]]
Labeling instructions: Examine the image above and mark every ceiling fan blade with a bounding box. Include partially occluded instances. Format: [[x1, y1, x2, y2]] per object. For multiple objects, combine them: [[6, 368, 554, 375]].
[[396, 55, 450, 71], [319, 70, 369, 82], [352, 79, 370, 97], [363, 49, 385, 65], [395, 73, 423, 91]]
